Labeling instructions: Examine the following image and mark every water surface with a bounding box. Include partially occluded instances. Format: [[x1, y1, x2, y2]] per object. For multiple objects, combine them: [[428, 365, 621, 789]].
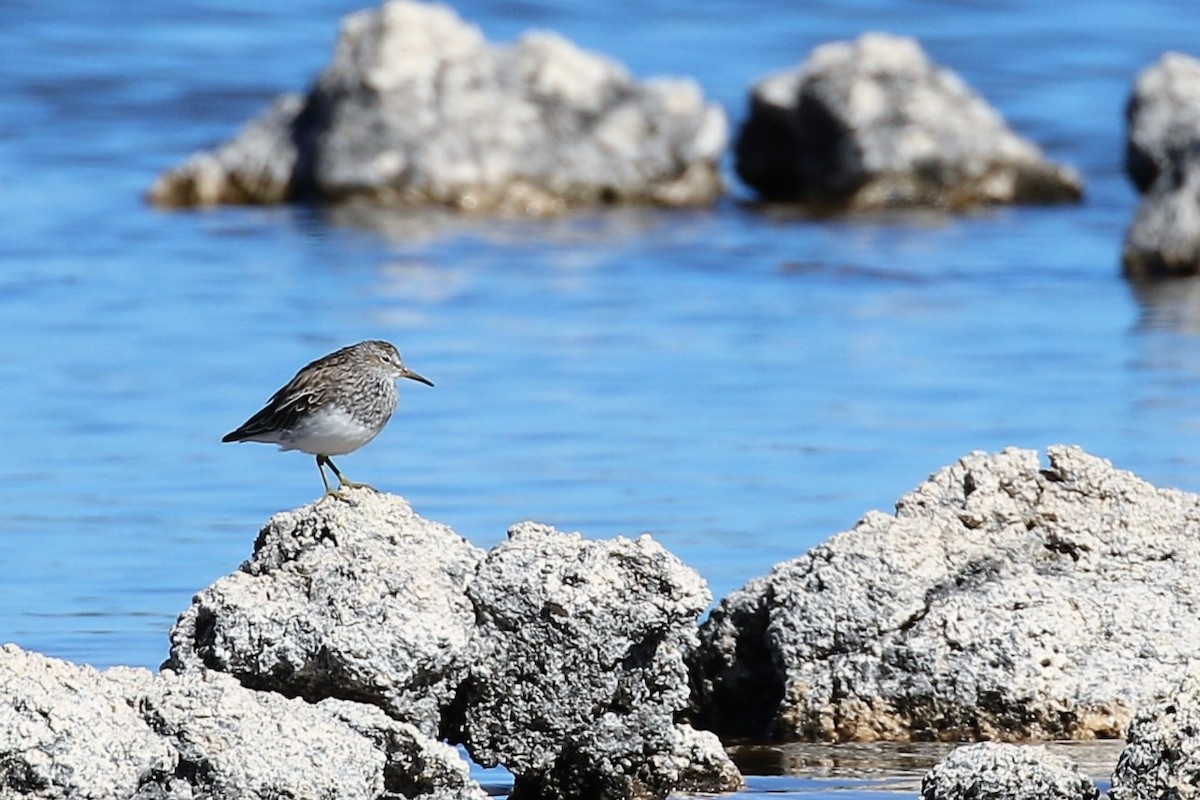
[[0, 0, 1194, 793]]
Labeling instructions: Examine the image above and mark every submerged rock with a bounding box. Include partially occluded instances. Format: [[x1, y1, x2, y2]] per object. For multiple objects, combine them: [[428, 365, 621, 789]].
[[165, 488, 484, 737], [148, 0, 726, 215], [1123, 52, 1200, 278], [735, 33, 1082, 212], [453, 521, 741, 800], [0, 644, 485, 800], [1110, 669, 1200, 800], [690, 445, 1200, 742], [921, 743, 1099, 800]]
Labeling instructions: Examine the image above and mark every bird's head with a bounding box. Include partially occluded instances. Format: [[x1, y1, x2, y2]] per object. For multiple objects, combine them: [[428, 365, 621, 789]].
[[369, 340, 434, 387]]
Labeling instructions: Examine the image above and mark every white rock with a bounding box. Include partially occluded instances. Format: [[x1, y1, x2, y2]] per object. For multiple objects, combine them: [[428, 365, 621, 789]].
[[691, 446, 1200, 742], [149, 1, 725, 214], [735, 33, 1082, 211]]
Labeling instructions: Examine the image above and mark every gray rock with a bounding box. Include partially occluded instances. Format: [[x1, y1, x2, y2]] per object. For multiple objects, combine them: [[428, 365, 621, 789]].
[[0, 648, 175, 799], [1122, 53, 1200, 278], [1125, 52, 1200, 194], [165, 488, 484, 737], [454, 521, 742, 800], [147, 93, 304, 208], [164, 494, 739, 798], [672, 724, 746, 794], [735, 33, 1082, 211], [1121, 152, 1200, 279], [1110, 669, 1200, 800], [148, 0, 725, 214], [921, 743, 1098, 800], [0, 644, 485, 800], [690, 445, 1200, 742]]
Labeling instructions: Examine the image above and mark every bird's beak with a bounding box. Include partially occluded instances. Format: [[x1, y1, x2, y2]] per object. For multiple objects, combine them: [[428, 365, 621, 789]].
[[402, 368, 434, 387]]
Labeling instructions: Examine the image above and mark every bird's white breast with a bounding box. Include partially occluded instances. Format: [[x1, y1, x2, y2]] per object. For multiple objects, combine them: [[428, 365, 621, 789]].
[[279, 405, 388, 456]]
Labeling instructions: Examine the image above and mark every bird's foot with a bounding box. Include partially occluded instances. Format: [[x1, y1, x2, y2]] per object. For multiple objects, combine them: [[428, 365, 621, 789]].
[[337, 478, 378, 492], [315, 480, 377, 506], [317, 488, 358, 506]]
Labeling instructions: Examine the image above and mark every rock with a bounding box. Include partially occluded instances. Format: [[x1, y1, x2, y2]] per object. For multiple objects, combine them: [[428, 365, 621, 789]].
[[734, 33, 1082, 211], [453, 521, 742, 800], [1121, 151, 1200, 279], [164, 495, 739, 798], [165, 488, 484, 738], [148, 93, 305, 208], [673, 724, 746, 794], [0, 647, 175, 799], [1122, 53, 1200, 278], [0, 643, 485, 800], [1110, 669, 1200, 800], [1125, 52, 1200, 194], [921, 742, 1099, 800], [690, 445, 1200, 742], [149, 0, 726, 214]]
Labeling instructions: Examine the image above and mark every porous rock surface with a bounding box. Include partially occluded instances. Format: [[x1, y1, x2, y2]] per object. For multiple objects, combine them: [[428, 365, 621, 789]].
[[148, 0, 726, 215], [165, 493, 740, 799], [453, 521, 742, 800], [690, 445, 1200, 742], [1110, 668, 1200, 800], [1123, 52, 1200, 278], [165, 487, 483, 737], [920, 742, 1099, 800], [0, 643, 485, 800], [735, 33, 1082, 211]]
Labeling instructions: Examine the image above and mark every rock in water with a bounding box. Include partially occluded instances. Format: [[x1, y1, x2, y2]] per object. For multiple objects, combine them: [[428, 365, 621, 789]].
[[1122, 52, 1200, 279], [735, 33, 1082, 211], [690, 445, 1200, 742], [454, 521, 742, 800], [148, 0, 726, 215], [1125, 52, 1200, 193], [165, 488, 484, 738], [166, 493, 741, 798], [1121, 154, 1200, 279], [921, 743, 1099, 800], [1109, 669, 1200, 800]]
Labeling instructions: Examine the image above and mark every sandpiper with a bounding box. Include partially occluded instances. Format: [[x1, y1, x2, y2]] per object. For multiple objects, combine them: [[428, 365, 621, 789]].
[[222, 340, 433, 498]]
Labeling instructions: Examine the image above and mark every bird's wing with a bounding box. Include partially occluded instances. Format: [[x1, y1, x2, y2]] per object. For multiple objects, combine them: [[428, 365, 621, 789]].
[[222, 369, 326, 441]]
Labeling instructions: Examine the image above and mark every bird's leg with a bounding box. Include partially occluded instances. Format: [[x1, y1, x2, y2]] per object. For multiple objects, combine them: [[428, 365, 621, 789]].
[[315, 455, 351, 503], [324, 456, 377, 492], [315, 456, 335, 498]]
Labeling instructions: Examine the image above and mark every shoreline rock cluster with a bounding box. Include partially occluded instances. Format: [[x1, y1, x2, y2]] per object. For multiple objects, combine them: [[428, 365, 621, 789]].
[[146, 0, 1200, 276], [3, 492, 740, 800], [148, 0, 1081, 219], [7, 445, 1200, 797]]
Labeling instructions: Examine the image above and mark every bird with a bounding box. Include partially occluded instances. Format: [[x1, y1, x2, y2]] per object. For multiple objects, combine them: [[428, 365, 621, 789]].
[[222, 340, 433, 499]]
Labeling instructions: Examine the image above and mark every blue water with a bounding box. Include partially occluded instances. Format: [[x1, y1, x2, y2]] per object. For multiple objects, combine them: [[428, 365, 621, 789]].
[[0, 2, 1197, 791]]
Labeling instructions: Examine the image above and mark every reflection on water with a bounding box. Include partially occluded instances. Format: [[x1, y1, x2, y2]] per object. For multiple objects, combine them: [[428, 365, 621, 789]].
[[323, 203, 698, 246], [1130, 275, 1200, 333], [727, 740, 1126, 794], [778, 260, 934, 284]]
